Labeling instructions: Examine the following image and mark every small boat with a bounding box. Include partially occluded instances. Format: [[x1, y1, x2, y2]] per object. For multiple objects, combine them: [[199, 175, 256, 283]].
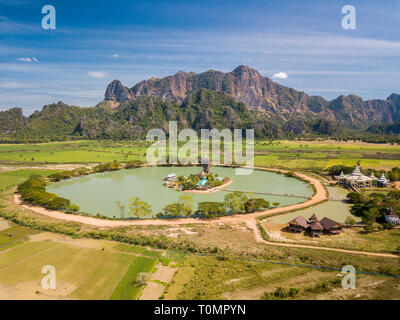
[[164, 173, 177, 181]]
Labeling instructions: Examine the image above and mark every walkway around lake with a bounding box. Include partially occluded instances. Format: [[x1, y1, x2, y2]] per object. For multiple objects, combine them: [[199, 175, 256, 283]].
[[13, 167, 399, 259]]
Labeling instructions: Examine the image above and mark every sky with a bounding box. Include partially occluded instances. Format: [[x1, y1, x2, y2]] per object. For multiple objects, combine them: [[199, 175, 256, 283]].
[[0, 0, 400, 114]]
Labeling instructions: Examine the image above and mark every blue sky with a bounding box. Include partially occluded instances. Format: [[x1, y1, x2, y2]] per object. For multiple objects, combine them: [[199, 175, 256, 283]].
[[0, 0, 400, 114]]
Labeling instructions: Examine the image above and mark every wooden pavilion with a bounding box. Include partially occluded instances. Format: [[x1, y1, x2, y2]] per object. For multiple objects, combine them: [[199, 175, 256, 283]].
[[288, 216, 309, 233], [288, 214, 342, 237], [320, 217, 343, 235]]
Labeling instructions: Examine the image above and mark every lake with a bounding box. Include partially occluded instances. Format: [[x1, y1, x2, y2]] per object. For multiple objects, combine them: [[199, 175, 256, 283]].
[[47, 166, 314, 218], [267, 186, 358, 224]]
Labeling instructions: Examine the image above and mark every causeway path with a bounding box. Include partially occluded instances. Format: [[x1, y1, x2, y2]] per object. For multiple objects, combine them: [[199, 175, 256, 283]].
[[13, 168, 399, 259]]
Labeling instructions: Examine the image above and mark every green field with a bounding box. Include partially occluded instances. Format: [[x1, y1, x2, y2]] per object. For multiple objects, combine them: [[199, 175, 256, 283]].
[[0, 169, 59, 190], [0, 221, 165, 300], [1, 140, 399, 171], [114, 244, 164, 258], [0, 225, 39, 251], [164, 254, 400, 300], [0, 139, 399, 300], [0, 240, 136, 299], [110, 256, 157, 300]]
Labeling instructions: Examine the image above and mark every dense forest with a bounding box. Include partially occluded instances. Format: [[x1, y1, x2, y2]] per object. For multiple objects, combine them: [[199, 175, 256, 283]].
[[0, 89, 356, 143], [1, 65, 399, 143]]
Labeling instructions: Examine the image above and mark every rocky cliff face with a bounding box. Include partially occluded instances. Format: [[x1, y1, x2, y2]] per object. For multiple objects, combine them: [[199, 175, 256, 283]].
[[105, 65, 329, 116], [105, 80, 135, 102], [104, 65, 400, 127], [0, 108, 27, 135]]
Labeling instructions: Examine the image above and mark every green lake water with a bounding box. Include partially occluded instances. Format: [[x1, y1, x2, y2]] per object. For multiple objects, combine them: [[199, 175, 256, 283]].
[[268, 186, 358, 224], [47, 167, 313, 218]]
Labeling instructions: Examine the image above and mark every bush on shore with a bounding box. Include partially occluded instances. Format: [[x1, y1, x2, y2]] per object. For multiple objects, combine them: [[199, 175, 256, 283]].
[[18, 175, 74, 212]]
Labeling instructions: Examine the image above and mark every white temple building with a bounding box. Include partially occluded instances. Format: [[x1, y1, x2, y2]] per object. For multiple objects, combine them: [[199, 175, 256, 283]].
[[335, 164, 389, 188]]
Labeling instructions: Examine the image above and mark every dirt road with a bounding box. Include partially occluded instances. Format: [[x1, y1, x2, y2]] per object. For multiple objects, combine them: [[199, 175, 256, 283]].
[[14, 171, 327, 227], [13, 169, 399, 259]]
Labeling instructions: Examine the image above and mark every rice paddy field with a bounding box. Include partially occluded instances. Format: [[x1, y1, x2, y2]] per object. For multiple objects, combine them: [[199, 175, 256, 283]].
[[1, 221, 398, 300], [0, 222, 162, 300], [0, 139, 399, 300], [0, 169, 59, 190], [163, 255, 400, 300], [0, 140, 400, 171]]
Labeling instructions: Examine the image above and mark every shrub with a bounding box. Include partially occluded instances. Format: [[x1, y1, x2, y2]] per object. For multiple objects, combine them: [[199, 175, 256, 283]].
[[94, 161, 122, 172], [244, 198, 270, 213], [224, 192, 248, 214], [195, 202, 226, 218], [17, 175, 76, 212], [125, 160, 143, 169], [344, 216, 356, 227], [136, 272, 149, 286]]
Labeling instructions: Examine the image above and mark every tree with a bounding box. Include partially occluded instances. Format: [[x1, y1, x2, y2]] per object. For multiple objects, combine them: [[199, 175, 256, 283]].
[[160, 194, 194, 218], [116, 200, 125, 219], [362, 207, 378, 234], [136, 272, 149, 286], [272, 202, 280, 207], [345, 216, 356, 228], [68, 204, 80, 214], [195, 202, 226, 218], [347, 192, 364, 204], [128, 197, 152, 218], [387, 190, 400, 201], [244, 198, 270, 213], [364, 222, 375, 234], [362, 207, 378, 225], [178, 194, 194, 216], [224, 192, 248, 214], [161, 202, 184, 218]]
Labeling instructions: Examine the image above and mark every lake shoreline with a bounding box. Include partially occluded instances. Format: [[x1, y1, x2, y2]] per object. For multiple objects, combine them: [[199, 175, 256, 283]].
[[14, 169, 326, 227]]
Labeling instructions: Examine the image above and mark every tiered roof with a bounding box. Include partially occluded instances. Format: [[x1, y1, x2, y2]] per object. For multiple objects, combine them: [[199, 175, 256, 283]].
[[289, 215, 342, 232], [308, 214, 319, 223], [352, 164, 363, 176], [310, 221, 324, 231], [338, 164, 376, 183], [379, 173, 389, 184]]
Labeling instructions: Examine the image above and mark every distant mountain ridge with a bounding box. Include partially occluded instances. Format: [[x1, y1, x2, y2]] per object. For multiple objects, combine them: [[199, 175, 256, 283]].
[[0, 65, 399, 141], [0, 88, 346, 141], [104, 65, 400, 128]]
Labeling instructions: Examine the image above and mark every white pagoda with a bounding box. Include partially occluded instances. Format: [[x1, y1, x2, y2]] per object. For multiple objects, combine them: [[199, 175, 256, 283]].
[[335, 164, 388, 188]]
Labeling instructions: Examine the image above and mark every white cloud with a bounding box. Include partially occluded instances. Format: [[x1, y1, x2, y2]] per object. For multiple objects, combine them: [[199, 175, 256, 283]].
[[87, 71, 107, 79], [272, 72, 288, 79], [0, 81, 35, 89], [16, 57, 32, 62], [16, 57, 39, 63], [112, 53, 119, 58]]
